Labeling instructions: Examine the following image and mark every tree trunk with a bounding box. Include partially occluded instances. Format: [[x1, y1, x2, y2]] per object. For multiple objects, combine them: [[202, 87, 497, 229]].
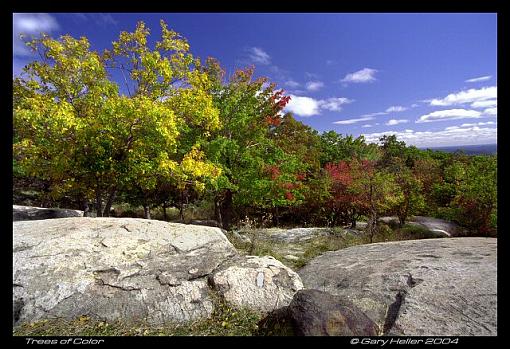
[[143, 205, 151, 220], [95, 186, 103, 217], [350, 209, 357, 229], [179, 190, 184, 222], [398, 215, 406, 228], [273, 206, 280, 227], [83, 199, 90, 217], [102, 187, 117, 217], [399, 194, 409, 227], [214, 194, 223, 228], [367, 210, 377, 243], [220, 189, 233, 230], [162, 203, 167, 221]]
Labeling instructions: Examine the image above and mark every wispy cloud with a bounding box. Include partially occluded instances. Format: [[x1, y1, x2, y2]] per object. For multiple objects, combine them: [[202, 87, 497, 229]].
[[341, 68, 378, 83], [285, 95, 352, 117], [247, 47, 271, 65], [362, 125, 497, 147], [319, 97, 353, 112], [428, 86, 497, 106], [460, 121, 496, 127], [285, 80, 301, 88], [13, 13, 60, 56], [416, 109, 484, 123], [72, 13, 118, 26], [362, 124, 373, 128], [471, 99, 497, 108], [360, 111, 387, 118], [484, 107, 497, 115], [305, 81, 324, 92], [385, 105, 407, 113], [385, 119, 409, 126], [465, 75, 492, 83], [305, 72, 320, 79], [333, 116, 374, 125]]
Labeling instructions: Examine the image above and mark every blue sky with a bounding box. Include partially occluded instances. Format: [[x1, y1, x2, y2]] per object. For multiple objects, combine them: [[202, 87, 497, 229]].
[[13, 13, 497, 147]]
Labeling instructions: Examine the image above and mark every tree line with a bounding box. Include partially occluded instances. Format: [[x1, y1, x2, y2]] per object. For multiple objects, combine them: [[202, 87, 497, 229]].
[[13, 21, 497, 236]]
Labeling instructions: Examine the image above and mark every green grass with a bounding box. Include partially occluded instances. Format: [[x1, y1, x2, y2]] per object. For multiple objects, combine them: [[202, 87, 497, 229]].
[[226, 228, 367, 271], [13, 298, 262, 337]]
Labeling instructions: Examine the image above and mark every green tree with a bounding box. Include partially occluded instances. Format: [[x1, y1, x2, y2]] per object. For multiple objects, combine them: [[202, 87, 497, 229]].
[[14, 21, 222, 217], [349, 160, 402, 242], [201, 61, 292, 228]]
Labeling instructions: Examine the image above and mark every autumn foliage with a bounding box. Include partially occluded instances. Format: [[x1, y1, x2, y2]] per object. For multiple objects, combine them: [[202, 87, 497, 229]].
[[13, 21, 497, 236]]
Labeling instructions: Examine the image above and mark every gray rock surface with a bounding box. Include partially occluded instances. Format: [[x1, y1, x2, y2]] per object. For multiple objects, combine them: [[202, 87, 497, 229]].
[[237, 227, 335, 244], [13, 205, 84, 221], [298, 238, 497, 336], [258, 289, 379, 336], [409, 216, 467, 237], [378, 216, 466, 237], [209, 255, 303, 312], [13, 218, 301, 326]]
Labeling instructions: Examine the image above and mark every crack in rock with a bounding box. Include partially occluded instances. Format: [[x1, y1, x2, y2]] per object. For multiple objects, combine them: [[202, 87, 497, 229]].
[[383, 290, 406, 335]]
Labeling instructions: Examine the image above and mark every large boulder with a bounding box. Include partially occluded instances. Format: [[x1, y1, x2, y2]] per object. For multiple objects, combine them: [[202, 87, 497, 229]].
[[209, 255, 303, 312], [298, 238, 497, 336], [13, 218, 302, 326], [257, 289, 379, 336], [13, 205, 84, 221]]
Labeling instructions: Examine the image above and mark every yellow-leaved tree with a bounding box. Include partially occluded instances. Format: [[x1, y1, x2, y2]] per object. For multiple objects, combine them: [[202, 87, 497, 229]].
[[13, 20, 222, 217]]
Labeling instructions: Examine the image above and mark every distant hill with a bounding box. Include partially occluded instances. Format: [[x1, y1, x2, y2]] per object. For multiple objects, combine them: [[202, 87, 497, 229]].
[[421, 144, 497, 155]]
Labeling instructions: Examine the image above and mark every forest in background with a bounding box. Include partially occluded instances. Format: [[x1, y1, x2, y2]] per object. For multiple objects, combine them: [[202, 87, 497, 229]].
[[13, 21, 497, 237]]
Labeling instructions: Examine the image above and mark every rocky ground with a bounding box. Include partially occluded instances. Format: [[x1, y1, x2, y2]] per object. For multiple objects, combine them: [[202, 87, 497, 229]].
[[298, 237, 497, 336], [12, 206, 496, 336]]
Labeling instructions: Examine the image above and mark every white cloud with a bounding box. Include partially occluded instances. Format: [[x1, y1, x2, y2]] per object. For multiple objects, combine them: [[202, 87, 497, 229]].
[[285, 80, 300, 88], [333, 116, 374, 125], [285, 95, 321, 117], [13, 13, 60, 56], [385, 119, 409, 126], [360, 111, 387, 118], [484, 107, 497, 116], [341, 68, 378, 83], [247, 47, 271, 65], [362, 126, 497, 147], [465, 75, 492, 83], [386, 106, 407, 112], [318, 97, 352, 112], [362, 124, 373, 128], [305, 81, 324, 92], [471, 99, 497, 108], [416, 109, 483, 123], [411, 103, 419, 108], [460, 121, 496, 127], [428, 86, 497, 106], [285, 95, 353, 117]]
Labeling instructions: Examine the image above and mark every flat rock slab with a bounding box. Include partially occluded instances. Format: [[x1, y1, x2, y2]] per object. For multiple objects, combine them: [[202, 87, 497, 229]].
[[13, 205, 84, 221], [378, 216, 466, 237], [409, 216, 467, 237], [13, 218, 301, 326], [236, 227, 336, 244], [298, 238, 497, 336]]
